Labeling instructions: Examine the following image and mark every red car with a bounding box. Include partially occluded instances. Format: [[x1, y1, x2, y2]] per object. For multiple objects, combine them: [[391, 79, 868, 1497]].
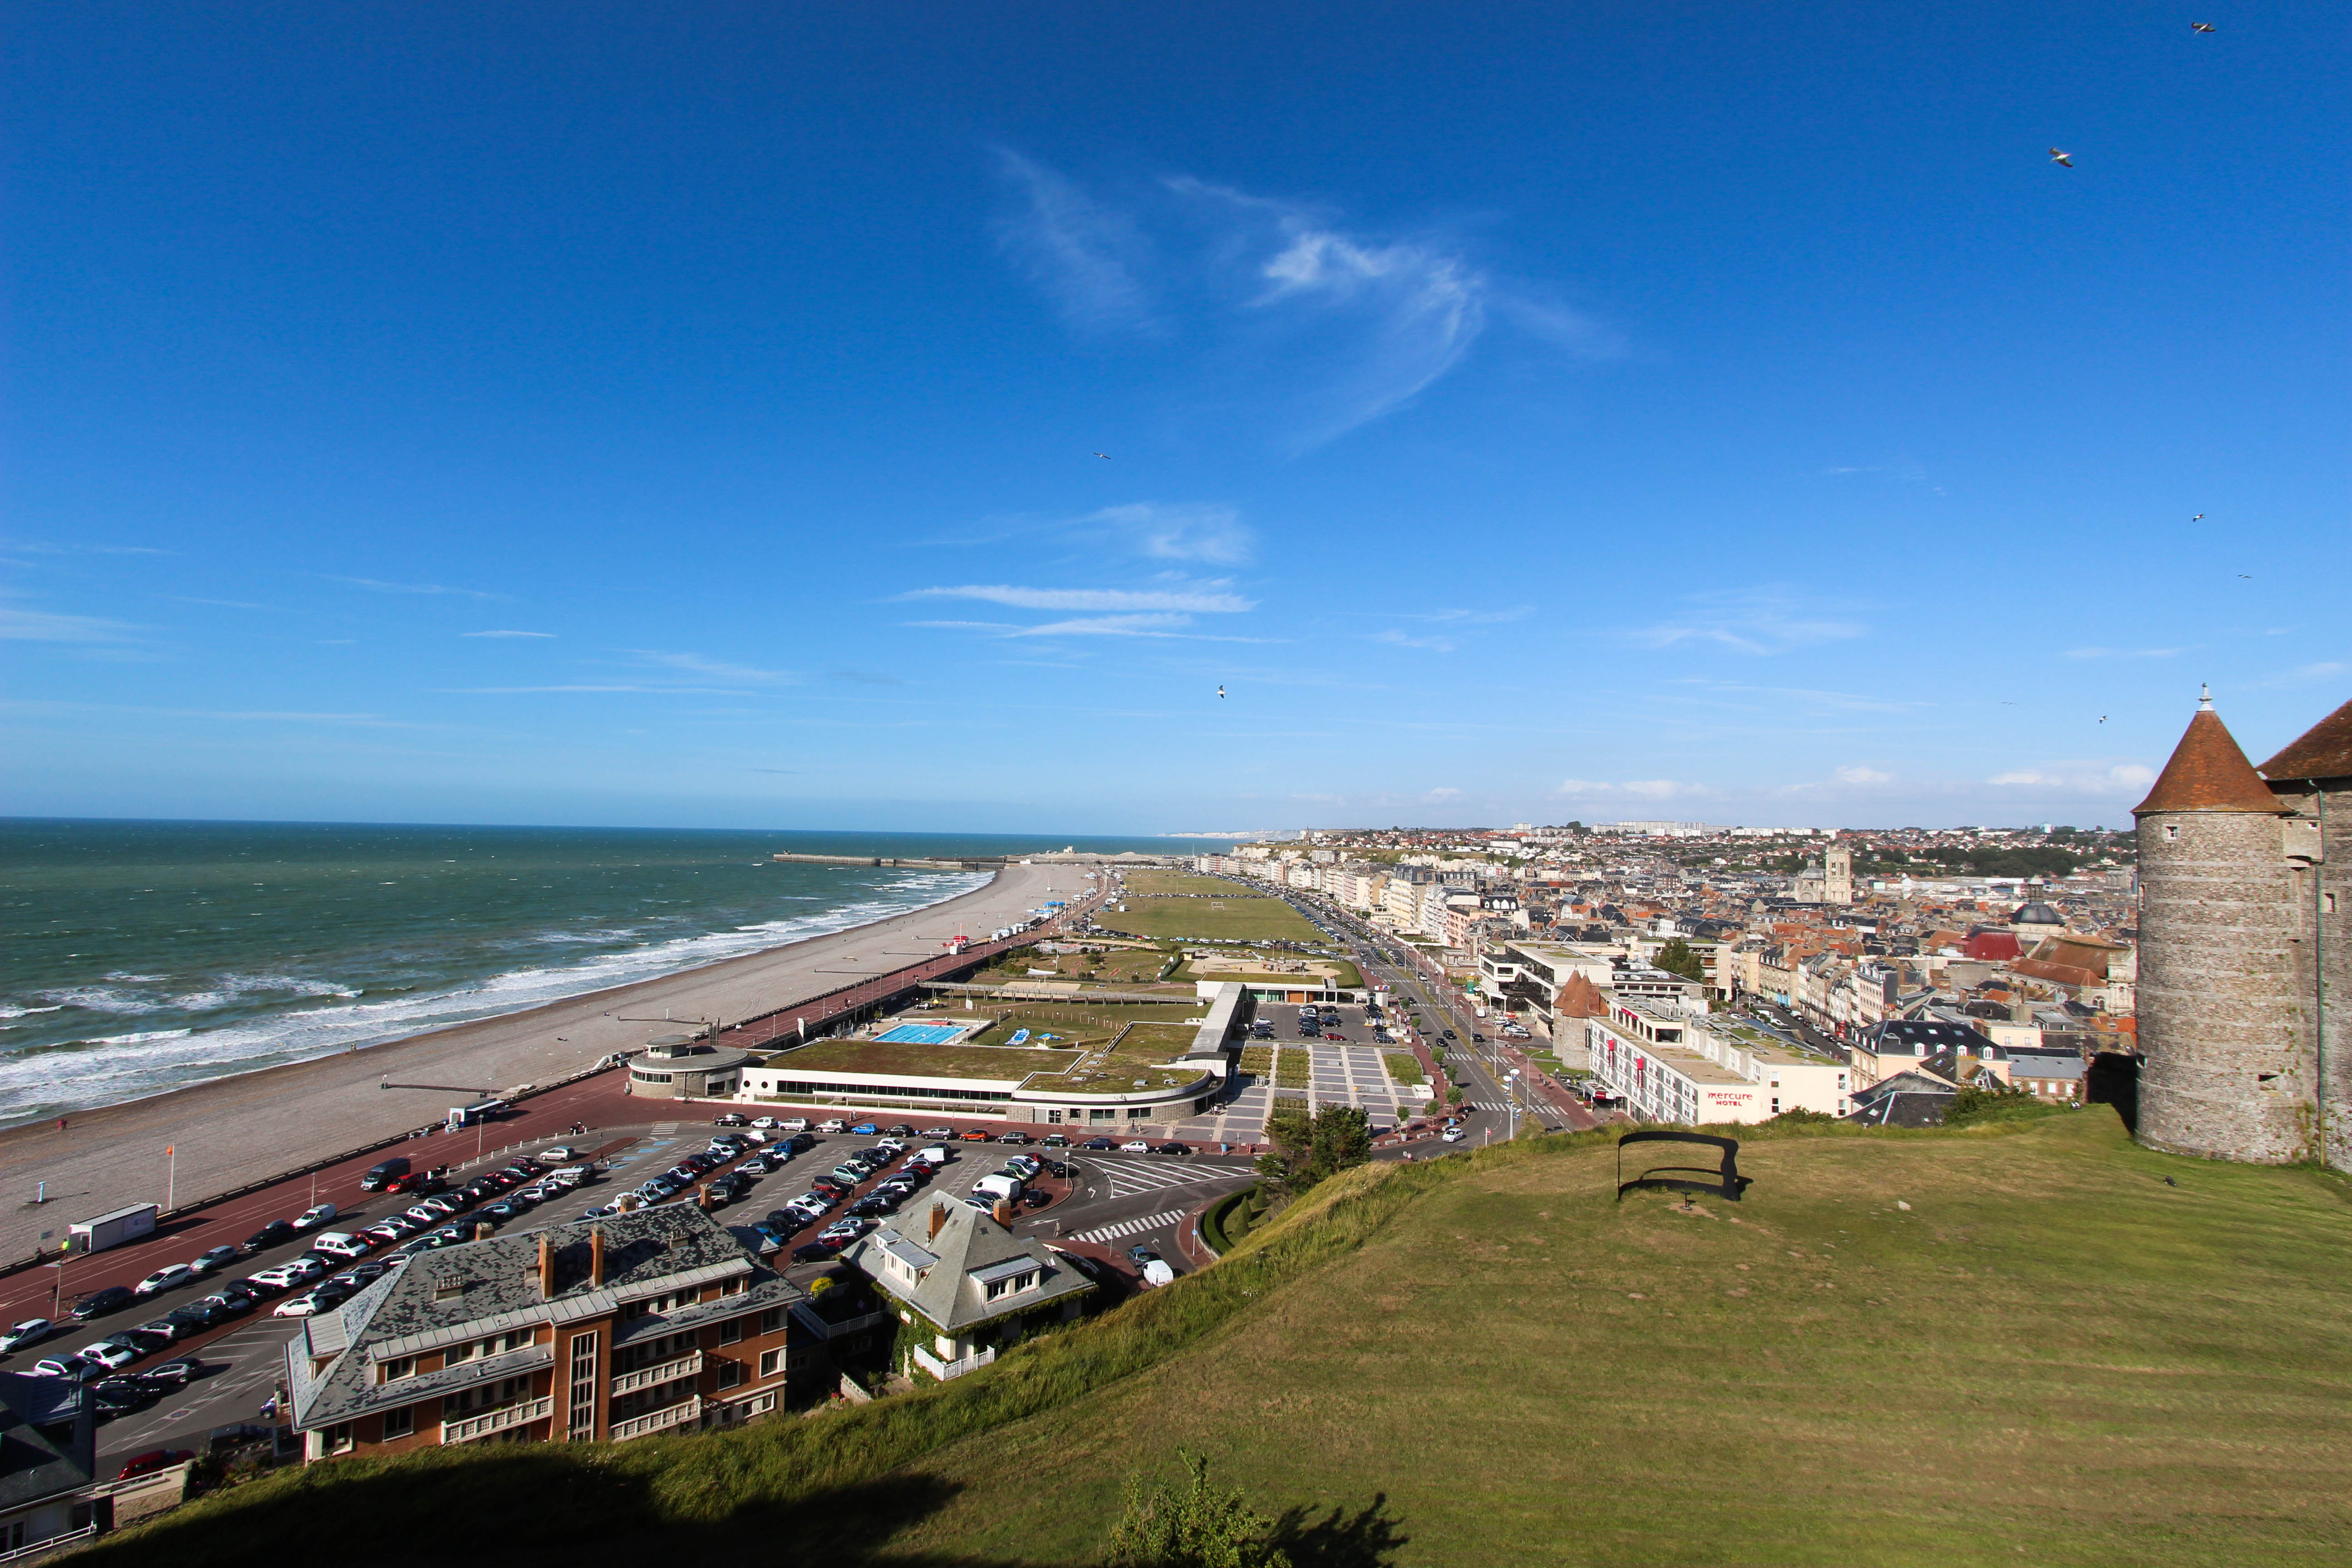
[[959, 1129, 992, 1142], [116, 1448, 193, 1480]]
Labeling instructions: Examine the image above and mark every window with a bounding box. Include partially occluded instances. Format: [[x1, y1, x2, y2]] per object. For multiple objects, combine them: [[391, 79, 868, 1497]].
[[568, 1331, 600, 1441], [382, 1405, 415, 1441], [2165, 824, 2180, 840], [714, 1358, 746, 1390], [759, 1347, 784, 1378], [760, 1306, 789, 1334], [326, 1422, 355, 1455], [717, 1317, 745, 1346], [379, 1356, 416, 1384], [719, 1276, 746, 1297], [2328, 892, 2340, 916]]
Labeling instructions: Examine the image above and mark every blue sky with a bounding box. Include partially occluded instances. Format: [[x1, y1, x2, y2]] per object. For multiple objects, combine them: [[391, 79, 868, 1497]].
[[5, 1, 2345, 833]]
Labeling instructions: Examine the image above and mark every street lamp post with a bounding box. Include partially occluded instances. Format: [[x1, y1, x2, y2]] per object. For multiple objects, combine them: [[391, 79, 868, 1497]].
[[1504, 1070, 1521, 1141]]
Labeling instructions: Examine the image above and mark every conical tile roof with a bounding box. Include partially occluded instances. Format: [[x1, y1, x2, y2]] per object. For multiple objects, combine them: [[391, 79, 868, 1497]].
[[2255, 696, 2352, 783], [2132, 697, 2281, 814]]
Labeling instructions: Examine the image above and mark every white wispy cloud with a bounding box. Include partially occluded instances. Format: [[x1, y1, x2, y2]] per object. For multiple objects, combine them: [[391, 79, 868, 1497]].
[[462, 629, 556, 639], [326, 575, 506, 601], [1632, 589, 1867, 656], [1376, 629, 1455, 652], [902, 584, 1255, 613], [442, 684, 753, 696], [0, 604, 148, 642], [1987, 762, 2158, 793], [1554, 778, 1715, 800], [994, 155, 1612, 447], [2249, 661, 2348, 689], [2064, 646, 2186, 660], [1006, 613, 1195, 638], [1075, 503, 1255, 565], [625, 650, 798, 686]]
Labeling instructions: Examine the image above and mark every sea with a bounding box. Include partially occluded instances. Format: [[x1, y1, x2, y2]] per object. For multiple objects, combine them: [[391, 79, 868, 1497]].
[[0, 819, 1197, 1130]]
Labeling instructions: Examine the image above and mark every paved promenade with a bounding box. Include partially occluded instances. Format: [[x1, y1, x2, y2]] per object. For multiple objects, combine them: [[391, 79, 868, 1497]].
[[0, 861, 1090, 1262]]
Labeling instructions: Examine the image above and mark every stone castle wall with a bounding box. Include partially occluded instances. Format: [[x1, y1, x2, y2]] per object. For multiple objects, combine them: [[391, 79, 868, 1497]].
[[2136, 809, 2315, 1163]]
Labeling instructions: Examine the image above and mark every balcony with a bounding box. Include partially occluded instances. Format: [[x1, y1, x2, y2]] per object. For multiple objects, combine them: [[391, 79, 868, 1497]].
[[441, 1395, 554, 1444], [610, 1395, 701, 1441], [610, 1350, 702, 1394]]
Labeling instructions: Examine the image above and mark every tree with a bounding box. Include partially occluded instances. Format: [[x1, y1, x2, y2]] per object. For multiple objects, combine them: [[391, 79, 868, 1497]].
[[1655, 938, 1707, 983], [1105, 1451, 1293, 1568], [1309, 1104, 1372, 1181]]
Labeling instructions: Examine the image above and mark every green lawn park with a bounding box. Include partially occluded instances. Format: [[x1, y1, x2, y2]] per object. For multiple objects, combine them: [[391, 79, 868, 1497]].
[[1093, 893, 1323, 944]]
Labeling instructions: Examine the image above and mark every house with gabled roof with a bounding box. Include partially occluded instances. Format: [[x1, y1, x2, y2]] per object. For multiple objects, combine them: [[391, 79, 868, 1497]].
[[842, 1198, 1093, 1379]]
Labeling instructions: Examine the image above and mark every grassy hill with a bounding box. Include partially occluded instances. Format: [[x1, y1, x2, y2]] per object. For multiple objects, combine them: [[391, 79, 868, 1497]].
[[91, 1112, 2352, 1566]]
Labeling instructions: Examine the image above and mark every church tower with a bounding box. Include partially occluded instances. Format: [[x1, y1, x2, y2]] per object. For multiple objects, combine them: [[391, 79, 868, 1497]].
[[1823, 844, 1853, 906], [2133, 689, 2306, 1162]]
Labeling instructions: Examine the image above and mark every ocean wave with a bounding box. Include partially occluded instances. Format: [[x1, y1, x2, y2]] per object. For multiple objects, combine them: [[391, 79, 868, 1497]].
[[0, 1005, 66, 1020], [0, 868, 990, 1123]]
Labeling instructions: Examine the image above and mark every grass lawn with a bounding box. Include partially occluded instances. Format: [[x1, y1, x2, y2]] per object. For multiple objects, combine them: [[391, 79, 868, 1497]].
[[1237, 1045, 1275, 1076], [1275, 1050, 1309, 1088], [1119, 869, 1240, 896], [769, 1036, 1079, 1081], [967, 1000, 1203, 1049], [1094, 895, 1323, 945], [1176, 958, 1366, 990], [94, 1112, 2352, 1568], [1019, 1021, 1213, 1093], [1381, 1052, 1425, 1084], [883, 1111, 2352, 1565]]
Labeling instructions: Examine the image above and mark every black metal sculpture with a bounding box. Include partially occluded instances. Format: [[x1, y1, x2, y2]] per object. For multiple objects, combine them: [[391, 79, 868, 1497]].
[[1615, 1130, 1752, 1203]]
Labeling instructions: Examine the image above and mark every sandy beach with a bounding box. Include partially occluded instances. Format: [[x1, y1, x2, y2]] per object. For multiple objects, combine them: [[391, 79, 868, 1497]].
[[0, 861, 1088, 1262]]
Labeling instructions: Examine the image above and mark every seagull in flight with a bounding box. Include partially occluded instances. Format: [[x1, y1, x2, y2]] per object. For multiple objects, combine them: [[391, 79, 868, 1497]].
[[2049, 147, 2075, 167], [2191, 514, 2204, 522], [2238, 573, 2253, 579], [2099, 715, 2109, 723], [1093, 451, 1111, 460], [2191, 22, 2215, 33], [1217, 685, 1226, 699]]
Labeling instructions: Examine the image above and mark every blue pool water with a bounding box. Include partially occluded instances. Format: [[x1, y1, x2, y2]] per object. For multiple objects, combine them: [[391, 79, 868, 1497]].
[[875, 1023, 966, 1045]]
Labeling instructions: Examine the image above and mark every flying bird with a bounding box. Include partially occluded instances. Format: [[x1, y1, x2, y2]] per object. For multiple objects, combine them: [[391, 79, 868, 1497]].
[[2191, 514, 2204, 522], [2238, 573, 2253, 579], [2191, 22, 2215, 33], [1217, 685, 1226, 699], [1093, 451, 1111, 460], [2099, 715, 2109, 723], [2049, 147, 2074, 167]]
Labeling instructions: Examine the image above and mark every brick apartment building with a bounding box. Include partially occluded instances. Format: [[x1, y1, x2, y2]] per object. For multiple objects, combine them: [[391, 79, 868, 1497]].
[[287, 1205, 809, 1458]]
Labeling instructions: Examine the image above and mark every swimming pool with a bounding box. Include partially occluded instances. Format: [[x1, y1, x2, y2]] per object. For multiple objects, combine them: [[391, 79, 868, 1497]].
[[875, 1022, 966, 1045]]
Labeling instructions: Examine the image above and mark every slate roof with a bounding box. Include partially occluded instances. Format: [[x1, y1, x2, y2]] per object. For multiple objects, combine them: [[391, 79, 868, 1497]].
[[1846, 1070, 1957, 1128], [2134, 703, 2282, 814], [287, 1204, 804, 1432], [2256, 696, 2352, 784], [0, 1371, 93, 1515], [842, 1198, 1092, 1336]]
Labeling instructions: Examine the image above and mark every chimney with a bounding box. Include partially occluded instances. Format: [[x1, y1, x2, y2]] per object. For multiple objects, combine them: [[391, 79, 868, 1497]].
[[590, 1226, 607, 1288], [927, 1202, 947, 1241], [538, 1232, 555, 1300], [474, 1222, 494, 1242], [698, 1184, 713, 1210], [991, 1198, 1013, 1228]]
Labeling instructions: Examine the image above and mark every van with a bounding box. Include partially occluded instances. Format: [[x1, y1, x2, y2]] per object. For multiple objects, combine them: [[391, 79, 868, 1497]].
[[911, 1145, 951, 1167], [310, 1233, 371, 1260], [359, 1157, 412, 1192], [972, 1174, 1023, 1205]]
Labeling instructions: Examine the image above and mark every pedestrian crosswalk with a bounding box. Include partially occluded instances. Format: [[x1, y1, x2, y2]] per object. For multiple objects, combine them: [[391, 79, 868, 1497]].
[[1070, 1209, 1186, 1245], [1083, 1157, 1244, 1199]]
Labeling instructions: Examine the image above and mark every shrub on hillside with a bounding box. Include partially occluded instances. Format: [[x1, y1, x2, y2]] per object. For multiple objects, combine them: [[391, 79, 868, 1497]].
[[1945, 1083, 2066, 1128], [1105, 1451, 1292, 1568]]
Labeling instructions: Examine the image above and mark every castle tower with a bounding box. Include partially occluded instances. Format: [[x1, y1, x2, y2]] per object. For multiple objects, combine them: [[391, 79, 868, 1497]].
[[2133, 689, 2306, 1162], [2254, 695, 2352, 1173], [1823, 844, 1853, 906]]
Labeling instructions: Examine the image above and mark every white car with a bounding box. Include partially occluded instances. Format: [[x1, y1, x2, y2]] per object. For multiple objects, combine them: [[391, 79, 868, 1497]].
[[273, 1291, 328, 1318], [251, 1257, 326, 1289], [750, 1116, 781, 1130], [292, 1203, 337, 1232], [0, 1319, 55, 1354], [132, 1264, 196, 1298], [538, 1146, 578, 1162], [310, 1232, 372, 1260], [1441, 1127, 1467, 1143], [1119, 1141, 1152, 1153], [816, 1118, 848, 1133], [78, 1341, 140, 1371]]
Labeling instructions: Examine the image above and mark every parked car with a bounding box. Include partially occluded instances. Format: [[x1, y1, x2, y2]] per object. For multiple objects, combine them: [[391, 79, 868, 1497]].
[[1119, 1141, 1152, 1153], [0, 1319, 55, 1354], [1441, 1127, 1467, 1143], [77, 1341, 140, 1372], [132, 1264, 196, 1299], [1081, 1137, 1117, 1151], [995, 1132, 1033, 1145], [1127, 1243, 1163, 1266], [242, 1219, 297, 1253], [789, 1243, 835, 1264], [960, 1129, 993, 1142], [114, 1448, 194, 1481], [70, 1287, 135, 1323], [815, 1118, 848, 1133], [310, 1232, 374, 1260], [292, 1203, 337, 1232], [713, 1112, 749, 1127], [31, 1356, 103, 1382], [1041, 1133, 1071, 1147], [920, 1126, 954, 1138], [189, 1245, 240, 1277], [93, 1377, 156, 1417], [848, 1122, 879, 1136], [884, 1123, 915, 1137], [385, 1171, 445, 1196], [140, 1358, 202, 1389]]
